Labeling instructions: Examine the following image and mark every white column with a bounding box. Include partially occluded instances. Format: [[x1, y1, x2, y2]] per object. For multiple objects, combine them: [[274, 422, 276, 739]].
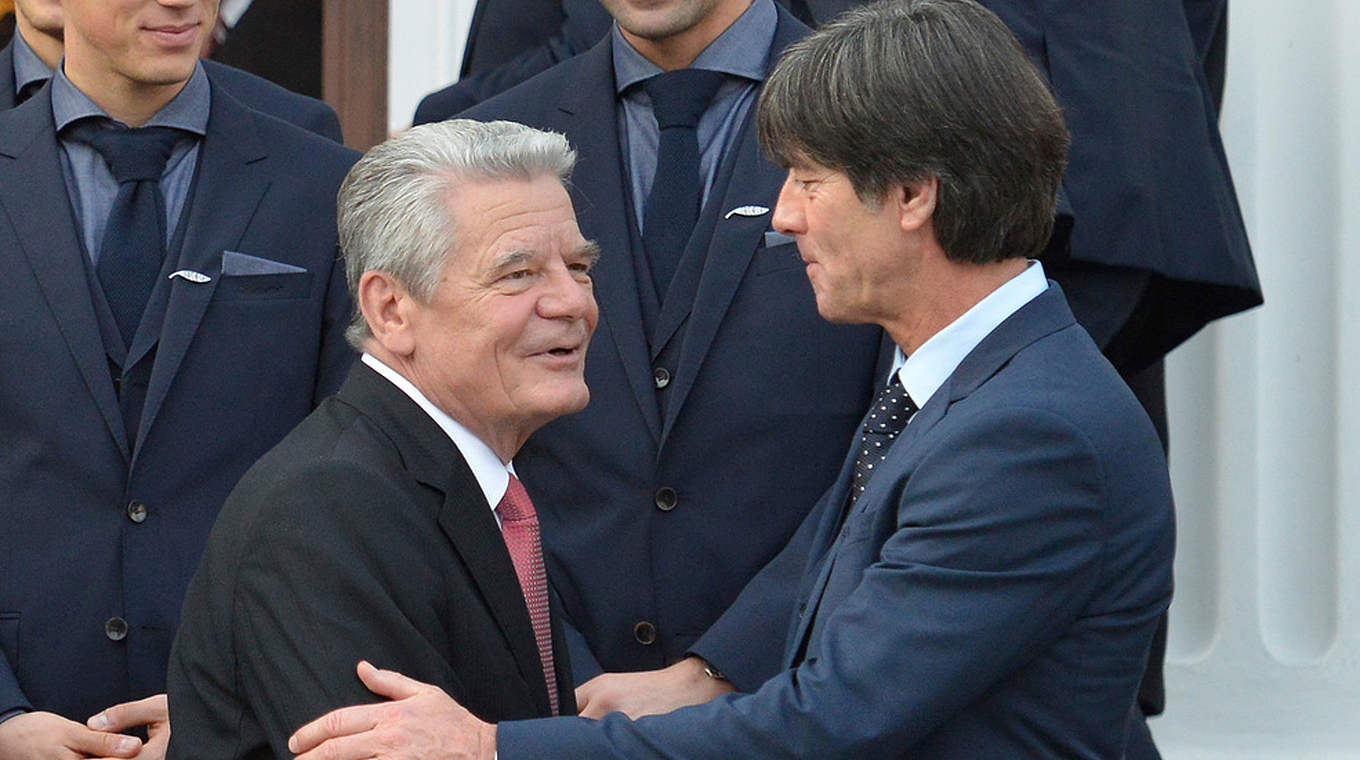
[[1154, 0, 1360, 755], [387, 0, 478, 134]]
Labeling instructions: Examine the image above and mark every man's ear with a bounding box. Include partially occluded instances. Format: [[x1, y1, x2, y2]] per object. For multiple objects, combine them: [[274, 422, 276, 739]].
[[357, 270, 416, 357], [896, 176, 939, 234]]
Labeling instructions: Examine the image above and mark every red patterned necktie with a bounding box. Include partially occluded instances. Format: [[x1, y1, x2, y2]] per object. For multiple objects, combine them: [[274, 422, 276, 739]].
[[497, 474, 559, 715]]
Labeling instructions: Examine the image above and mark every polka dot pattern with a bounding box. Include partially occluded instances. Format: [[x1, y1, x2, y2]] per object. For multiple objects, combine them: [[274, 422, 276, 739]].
[[849, 375, 917, 507]]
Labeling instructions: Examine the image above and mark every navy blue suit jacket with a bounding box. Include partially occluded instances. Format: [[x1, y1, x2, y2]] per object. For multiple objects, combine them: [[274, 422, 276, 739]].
[[0, 77, 358, 722], [499, 284, 1175, 758], [464, 9, 884, 681], [0, 39, 342, 141]]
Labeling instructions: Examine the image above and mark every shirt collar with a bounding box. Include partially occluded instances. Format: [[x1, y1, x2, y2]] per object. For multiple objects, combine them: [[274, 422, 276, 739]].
[[52, 59, 211, 135], [890, 260, 1049, 411], [361, 354, 513, 514], [10, 29, 53, 97], [612, 0, 776, 94]]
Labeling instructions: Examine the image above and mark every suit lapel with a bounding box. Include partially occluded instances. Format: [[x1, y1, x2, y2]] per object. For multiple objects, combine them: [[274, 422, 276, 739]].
[[0, 91, 128, 456], [783, 285, 1081, 665], [656, 12, 810, 445], [558, 42, 663, 441], [134, 84, 269, 463], [340, 364, 556, 715], [434, 471, 556, 716]]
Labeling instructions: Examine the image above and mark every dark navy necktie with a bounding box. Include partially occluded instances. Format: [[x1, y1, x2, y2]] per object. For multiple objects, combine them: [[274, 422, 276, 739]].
[[642, 68, 724, 300], [848, 374, 917, 508], [75, 124, 185, 346]]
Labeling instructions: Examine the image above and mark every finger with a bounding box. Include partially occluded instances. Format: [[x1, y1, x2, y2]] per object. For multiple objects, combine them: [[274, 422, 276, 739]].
[[292, 731, 385, 760], [288, 703, 382, 755], [88, 693, 169, 732], [355, 659, 430, 701], [64, 725, 143, 758]]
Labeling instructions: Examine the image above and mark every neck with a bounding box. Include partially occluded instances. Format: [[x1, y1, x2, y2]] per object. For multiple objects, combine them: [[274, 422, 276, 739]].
[[622, 0, 752, 71], [15, 15, 62, 70], [62, 59, 186, 127], [884, 257, 1028, 355]]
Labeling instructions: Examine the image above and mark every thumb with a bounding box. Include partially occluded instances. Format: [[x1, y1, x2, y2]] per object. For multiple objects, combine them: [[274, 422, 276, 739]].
[[66, 724, 143, 758], [88, 693, 168, 732], [355, 660, 430, 701]]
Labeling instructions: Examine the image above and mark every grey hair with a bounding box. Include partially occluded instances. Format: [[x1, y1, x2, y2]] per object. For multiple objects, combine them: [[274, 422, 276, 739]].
[[337, 119, 577, 349], [758, 0, 1069, 264]]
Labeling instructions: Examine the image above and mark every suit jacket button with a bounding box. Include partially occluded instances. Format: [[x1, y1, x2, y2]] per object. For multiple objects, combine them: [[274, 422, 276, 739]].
[[633, 621, 657, 645], [652, 367, 671, 389], [654, 487, 678, 511], [104, 617, 129, 641], [126, 501, 148, 523]]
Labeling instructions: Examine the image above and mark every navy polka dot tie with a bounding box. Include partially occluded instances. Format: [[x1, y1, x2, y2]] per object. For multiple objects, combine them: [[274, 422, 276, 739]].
[[849, 375, 917, 507]]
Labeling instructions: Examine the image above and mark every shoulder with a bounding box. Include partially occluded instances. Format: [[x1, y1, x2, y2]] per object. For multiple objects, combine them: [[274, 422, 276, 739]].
[[462, 43, 604, 125], [224, 399, 433, 552], [202, 59, 343, 142]]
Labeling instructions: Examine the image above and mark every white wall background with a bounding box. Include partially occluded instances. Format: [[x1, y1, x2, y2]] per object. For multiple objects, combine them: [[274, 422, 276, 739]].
[[1154, 0, 1360, 756], [388, 1, 1360, 754]]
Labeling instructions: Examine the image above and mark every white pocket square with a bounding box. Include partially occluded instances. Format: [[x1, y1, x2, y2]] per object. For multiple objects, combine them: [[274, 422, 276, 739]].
[[221, 250, 307, 276], [763, 230, 796, 248]]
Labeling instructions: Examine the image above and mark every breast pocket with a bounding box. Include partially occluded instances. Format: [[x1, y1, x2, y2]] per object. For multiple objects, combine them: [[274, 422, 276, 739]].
[[754, 233, 804, 276], [214, 271, 314, 301]]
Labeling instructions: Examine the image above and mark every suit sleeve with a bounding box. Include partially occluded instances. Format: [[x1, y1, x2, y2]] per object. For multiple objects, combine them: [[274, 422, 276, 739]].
[[313, 250, 356, 404], [0, 660, 30, 718], [498, 406, 1121, 758], [687, 486, 827, 692], [229, 462, 464, 756]]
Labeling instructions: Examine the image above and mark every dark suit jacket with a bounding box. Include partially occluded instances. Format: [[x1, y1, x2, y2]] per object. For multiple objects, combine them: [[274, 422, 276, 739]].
[[0, 39, 341, 141], [209, 0, 324, 101], [0, 78, 357, 723], [417, 0, 1259, 373], [166, 363, 574, 759], [982, 0, 1259, 371], [464, 9, 884, 681], [500, 284, 1175, 758], [413, 0, 610, 124]]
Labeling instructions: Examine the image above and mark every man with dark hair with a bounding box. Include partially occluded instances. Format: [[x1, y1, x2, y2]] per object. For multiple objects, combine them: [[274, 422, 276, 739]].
[[0, 0, 341, 139], [290, 1, 1175, 756], [460, 0, 884, 691], [0, 0, 356, 756]]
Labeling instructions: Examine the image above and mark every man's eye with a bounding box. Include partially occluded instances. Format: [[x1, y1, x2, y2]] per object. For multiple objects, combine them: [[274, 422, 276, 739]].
[[504, 269, 532, 280]]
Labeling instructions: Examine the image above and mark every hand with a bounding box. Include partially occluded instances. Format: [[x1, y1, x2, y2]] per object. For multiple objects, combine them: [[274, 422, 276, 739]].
[[575, 656, 735, 720], [87, 694, 170, 760], [289, 661, 496, 760], [0, 710, 141, 760]]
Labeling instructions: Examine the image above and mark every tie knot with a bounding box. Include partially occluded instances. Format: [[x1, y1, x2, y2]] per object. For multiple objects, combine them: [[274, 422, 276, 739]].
[[864, 375, 916, 436], [645, 69, 725, 129], [498, 474, 537, 522], [75, 124, 185, 183]]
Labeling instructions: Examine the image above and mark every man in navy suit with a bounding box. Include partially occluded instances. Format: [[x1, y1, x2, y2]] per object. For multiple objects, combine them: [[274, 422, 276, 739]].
[[0, 0, 357, 756], [290, 1, 1173, 757], [461, 0, 884, 687], [0, 0, 342, 140]]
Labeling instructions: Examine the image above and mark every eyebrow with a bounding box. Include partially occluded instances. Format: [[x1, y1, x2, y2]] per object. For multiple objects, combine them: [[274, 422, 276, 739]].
[[576, 241, 602, 267]]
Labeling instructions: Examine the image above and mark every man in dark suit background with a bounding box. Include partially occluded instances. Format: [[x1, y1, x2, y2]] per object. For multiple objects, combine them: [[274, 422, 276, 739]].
[[167, 119, 598, 759], [463, 0, 884, 690], [0, 0, 341, 140], [0, 0, 357, 755], [289, 2, 1174, 756]]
